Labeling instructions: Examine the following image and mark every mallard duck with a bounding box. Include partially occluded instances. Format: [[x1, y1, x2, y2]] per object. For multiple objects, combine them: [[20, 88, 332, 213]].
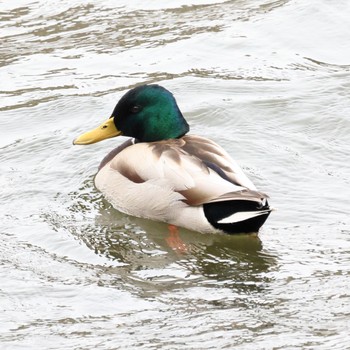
[[74, 84, 271, 234]]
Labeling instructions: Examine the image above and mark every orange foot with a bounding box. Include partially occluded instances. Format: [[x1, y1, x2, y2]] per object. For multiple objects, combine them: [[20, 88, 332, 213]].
[[165, 224, 187, 254]]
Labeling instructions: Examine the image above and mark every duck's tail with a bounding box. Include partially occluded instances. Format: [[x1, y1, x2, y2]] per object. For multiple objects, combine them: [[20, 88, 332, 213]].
[[203, 190, 272, 234]]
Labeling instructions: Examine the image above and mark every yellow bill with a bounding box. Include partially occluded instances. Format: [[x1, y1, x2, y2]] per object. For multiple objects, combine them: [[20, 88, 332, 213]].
[[73, 118, 122, 145]]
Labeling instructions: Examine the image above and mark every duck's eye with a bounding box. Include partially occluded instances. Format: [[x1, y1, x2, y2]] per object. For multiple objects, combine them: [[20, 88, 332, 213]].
[[130, 105, 141, 113]]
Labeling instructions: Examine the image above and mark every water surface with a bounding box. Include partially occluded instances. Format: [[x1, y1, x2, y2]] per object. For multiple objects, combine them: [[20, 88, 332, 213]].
[[1, 1, 350, 349]]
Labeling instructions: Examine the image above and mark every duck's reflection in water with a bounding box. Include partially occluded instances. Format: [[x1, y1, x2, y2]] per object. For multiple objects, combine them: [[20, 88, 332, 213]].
[[66, 195, 277, 295]]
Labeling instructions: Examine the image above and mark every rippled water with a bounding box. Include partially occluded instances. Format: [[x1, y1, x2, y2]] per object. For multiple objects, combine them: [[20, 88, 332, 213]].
[[1, 1, 350, 349]]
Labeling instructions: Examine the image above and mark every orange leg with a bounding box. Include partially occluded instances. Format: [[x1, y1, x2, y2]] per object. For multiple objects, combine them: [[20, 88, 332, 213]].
[[165, 224, 187, 253]]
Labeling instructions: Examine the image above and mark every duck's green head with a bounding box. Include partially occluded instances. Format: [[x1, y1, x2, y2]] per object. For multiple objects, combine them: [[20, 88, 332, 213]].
[[73, 84, 190, 144]]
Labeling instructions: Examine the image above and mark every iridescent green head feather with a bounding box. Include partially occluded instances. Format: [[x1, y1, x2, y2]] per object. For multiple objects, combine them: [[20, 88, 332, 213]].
[[112, 84, 189, 142]]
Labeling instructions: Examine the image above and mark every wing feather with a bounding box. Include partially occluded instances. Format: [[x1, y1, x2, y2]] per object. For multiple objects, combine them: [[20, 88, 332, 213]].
[[108, 137, 264, 206], [181, 135, 256, 190]]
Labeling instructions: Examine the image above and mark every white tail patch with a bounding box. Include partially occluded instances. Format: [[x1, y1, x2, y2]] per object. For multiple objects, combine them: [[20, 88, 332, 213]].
[[217, 209, 271, 224]]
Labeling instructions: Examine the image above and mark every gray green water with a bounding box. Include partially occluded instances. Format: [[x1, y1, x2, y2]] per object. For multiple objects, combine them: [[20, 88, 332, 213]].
[[1, 1, 350, 349]]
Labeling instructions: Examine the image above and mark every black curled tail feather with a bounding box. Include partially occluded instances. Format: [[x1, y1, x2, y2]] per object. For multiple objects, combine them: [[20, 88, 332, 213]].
[[203, 199, 271, 234]]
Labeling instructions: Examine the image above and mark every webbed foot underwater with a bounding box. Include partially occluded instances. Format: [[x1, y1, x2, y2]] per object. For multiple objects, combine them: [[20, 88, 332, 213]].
[[74, 84, 271, 234]]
